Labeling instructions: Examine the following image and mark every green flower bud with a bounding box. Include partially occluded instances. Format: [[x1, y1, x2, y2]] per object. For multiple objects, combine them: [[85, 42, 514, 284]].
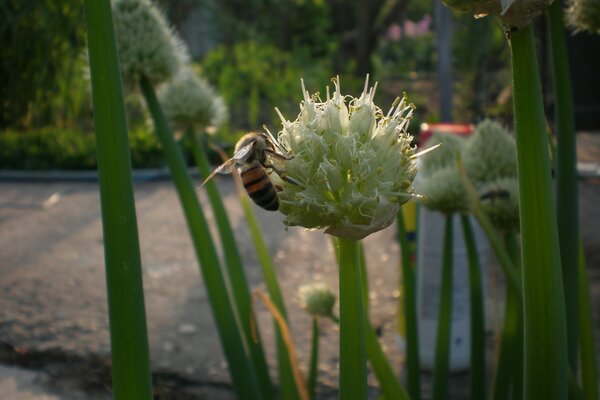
[[275, 77, 419, 240], [567, 0, 600, 33], [159, 67, 228, 132], [420, 166, 469, 214], [420, 131, 467, 177], [463, 120, 516, 184], [112, 0, 188, 86], [298, 282, 337, 318], [479, 177, 520, 232], [441, 0, 552, 28]]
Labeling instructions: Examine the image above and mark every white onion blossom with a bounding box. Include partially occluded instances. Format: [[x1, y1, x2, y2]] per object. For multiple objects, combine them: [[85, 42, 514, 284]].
[[274, 77, 419, 240]]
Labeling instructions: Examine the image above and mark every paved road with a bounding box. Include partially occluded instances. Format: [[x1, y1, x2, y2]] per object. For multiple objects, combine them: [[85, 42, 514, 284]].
[[0, 175, 598, 399]]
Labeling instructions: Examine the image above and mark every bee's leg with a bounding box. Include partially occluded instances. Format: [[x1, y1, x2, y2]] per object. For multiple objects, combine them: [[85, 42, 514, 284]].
[[265, 148, 292, 160], [264, 162, 303, 187]]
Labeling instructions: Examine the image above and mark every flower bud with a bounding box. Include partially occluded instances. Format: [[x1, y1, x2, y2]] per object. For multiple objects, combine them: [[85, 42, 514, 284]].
[[420, 166, 470, 214], [275, 77, 418, 240], [420, 132, 467, 177], [159, 67, 228, 132], [441, 0, 552, 28], [112, 0, 188, 86], [299, 282, 337, 318], [567, 0, 600, 33], [479, 177, 520, 232], [463, 120, 516, 184]]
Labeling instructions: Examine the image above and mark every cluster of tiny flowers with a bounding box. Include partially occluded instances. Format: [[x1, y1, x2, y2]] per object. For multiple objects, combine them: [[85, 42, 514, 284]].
[[419, 120, 519, 231], [418, 133, 469, 215], [466, 120, 519, 232], [567, 0, 600, 33], [441, 0, 551, 28], [479, 177, 520, 233], [112, 0, 188, 86], [159, 67, 228, 132], [298, 282, 337, 318], [274, 77, 418, 240]]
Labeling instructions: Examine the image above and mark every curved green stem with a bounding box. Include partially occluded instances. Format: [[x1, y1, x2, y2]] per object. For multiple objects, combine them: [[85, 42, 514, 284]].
[[84, 2, 152, 398], [461, 215, 485, 400], [432, 215, 453, 400], [140, 77, 262, 399], [509, 26, 567, 400], [188, 130, 273, 398], [337, 237, 367, 400], [236, 178, 299, 400], [492, 233, 523, 400]]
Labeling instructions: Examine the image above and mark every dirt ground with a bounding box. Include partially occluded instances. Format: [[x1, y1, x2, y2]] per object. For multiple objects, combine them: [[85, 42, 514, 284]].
[[0, 133, 598, 399]]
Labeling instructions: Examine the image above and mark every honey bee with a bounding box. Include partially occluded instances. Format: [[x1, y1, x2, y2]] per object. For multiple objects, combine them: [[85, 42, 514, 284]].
[[201, 132, 297, 211]]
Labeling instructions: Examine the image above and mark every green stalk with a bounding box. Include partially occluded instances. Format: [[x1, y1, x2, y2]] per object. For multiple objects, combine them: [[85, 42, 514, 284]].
[[492, 233, 523, 400], [397, 210, 421, 400], [334, 238, 409, 400], [548, 0, 580, 372], [337, 237, 367, 400], [139, 77, 262, 399], [460, 215, 485, 400], [456, 158, 521, 296], [432, 215, 453, 400], [187, 130, 273, 398], [84, 2, 152, 399], [578, 240, 599, 400], [509, 25, 568, 400], [308, 318, 319, 400], [236, 182, 299, 400]]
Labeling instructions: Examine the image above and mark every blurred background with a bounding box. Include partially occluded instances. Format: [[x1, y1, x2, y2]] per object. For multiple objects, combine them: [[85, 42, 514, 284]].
[[2, 0, 599, 171]]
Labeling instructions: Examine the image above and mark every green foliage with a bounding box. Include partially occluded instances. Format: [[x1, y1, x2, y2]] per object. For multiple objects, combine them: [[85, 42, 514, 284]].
[[201, 41, 349, 131], [453, 14, 512, 122], [0, 127, 168, 169], [1, 0, 86, 129], [0, 128, 96, 169]]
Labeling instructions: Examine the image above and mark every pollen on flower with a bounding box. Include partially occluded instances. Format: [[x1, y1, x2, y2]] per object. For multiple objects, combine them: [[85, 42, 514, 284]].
[[272, 77, 420, 240]]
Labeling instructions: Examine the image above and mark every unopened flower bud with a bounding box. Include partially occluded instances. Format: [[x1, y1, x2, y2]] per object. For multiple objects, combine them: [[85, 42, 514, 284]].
[[479, 177, 520, 232], [299, 282, 337, 318], [567, 0, 600, 33], [159, 67, 228, 132], [112, 0, 188, 86], [463, 120, 516, 184]]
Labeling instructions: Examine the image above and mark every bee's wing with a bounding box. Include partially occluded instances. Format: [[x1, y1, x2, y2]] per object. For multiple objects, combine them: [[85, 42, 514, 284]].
[[199, 143, 254, 187]]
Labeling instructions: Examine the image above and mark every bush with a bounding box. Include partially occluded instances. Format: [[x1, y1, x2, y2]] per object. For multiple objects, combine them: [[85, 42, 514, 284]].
[[0, 126, 243, 170]]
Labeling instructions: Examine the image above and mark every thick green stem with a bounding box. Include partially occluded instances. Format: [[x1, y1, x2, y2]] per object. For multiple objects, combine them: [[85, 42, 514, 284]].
[[397, 210, 421, 400], [337, 237, 367, 400], [140, 77, 262, 399], [334, 238, 408, 400], [548, 0, 580, 373], [188, 131, 273, 398], [84, 2, 152, 399], [432, 215, 453, 400], [308, 318, 319, 400], [461, 215, 485, 400], [509, 26, 568, 400]]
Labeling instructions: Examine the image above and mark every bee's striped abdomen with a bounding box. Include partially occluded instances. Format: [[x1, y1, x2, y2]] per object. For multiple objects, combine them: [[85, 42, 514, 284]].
[[240, 162, 279, 211]]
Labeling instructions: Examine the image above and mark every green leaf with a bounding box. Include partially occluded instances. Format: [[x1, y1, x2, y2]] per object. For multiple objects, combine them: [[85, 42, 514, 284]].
[[84, 1, 152, 398]]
